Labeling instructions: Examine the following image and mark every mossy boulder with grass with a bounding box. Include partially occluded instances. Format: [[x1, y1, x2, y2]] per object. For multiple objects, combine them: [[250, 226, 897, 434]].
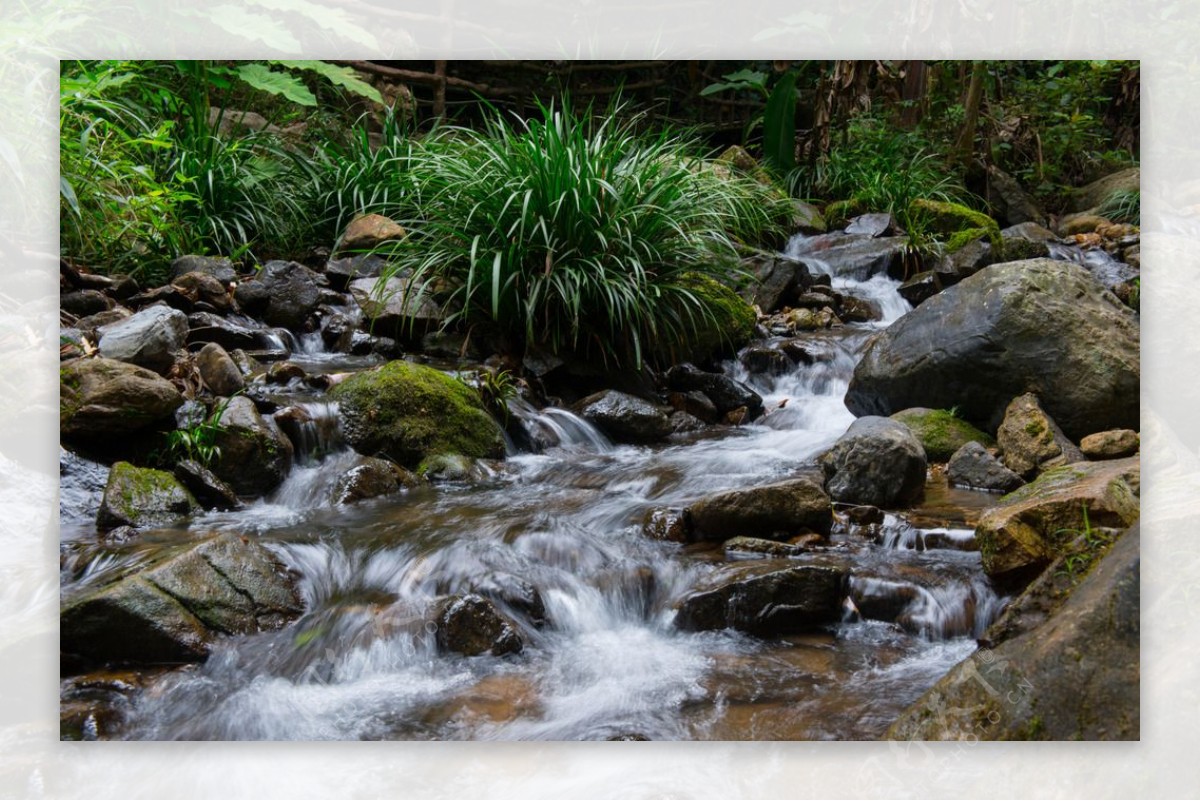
[[97, 461, 199, 532], [908, 199, 1001, 248], [330, 360, 505, 468], [890, 407, 995, 463], [671, 272, 757, 365]]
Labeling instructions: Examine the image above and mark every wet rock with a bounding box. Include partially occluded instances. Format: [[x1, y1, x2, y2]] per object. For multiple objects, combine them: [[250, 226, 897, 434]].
[[469, 574, 546, 628], [61, 357, 183, 440], [186, 312, 274, 352], [210, 395, 295, 496], [888, 524, 1139, 740], [668, 410, 705, 433], [739, 346, 792, 376], [946, 441, 1025, 493], [664, 363, 763, 420], [173, 459, 241, 511], [791, 199, 826, 234], [996, 393, 1086, 480], [890, 407, 994, 463], [769, 306, 838, 334], [820, 417, 927, 508], [845, 505, 884, 526], [932, 239, 994, 286], [319, 311, 356, 352], [232, 280, 269, 317], [573, 390, 674, 444], [1058, 213, 1110, 237], [845, 260, 1140, 440], [254, 260, 324, 330], [60, 448, 110, 527], [96, 462, 198, 532], [333, 457, 419, 504], [667, 390, 719, 424], [266, 361, 305, 385], [838, 294, 881, 323], [686, 478, 833, 542], [789, 232, 908, 280], [330, 360, 505, 468], [324, 253, 386, 292], [337, 213, 407, 252], [896, 270, 944, 307], [349, 276, 443, 342], [673, 562, 848, 636], [723, 536, 802, 557], [418, 454, 482, 482], [421, 331, 486, 360], [849, 576, 921, 623], [170, 255, 236, 285], [73, 308, 132, 341], [173, 272, 234, 314], [642, 507, 688, 543], [431, 594, 523, 657], [195, 342, 244, 396], [741, 254, 810, 313], [975, 457, 1139, 587], [60, 533, 303, 667], [779, 339, 832, 365], [62, 290, 115, 317], [97, 305, 188, 375], [1080, 429, 1139, 460]]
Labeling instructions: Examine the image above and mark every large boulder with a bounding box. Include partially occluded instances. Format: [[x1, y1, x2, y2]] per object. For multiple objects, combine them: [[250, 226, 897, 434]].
[[673, 562, 848, 636], [844, 259, 1140, 440], [96, 462, 198, 532], [60, 533, 303, 667], [430, 594, 522, 656], [820, 417, 927, 508], [573, 390, 674, 444], [975, 458, 1139, 587], [329, 360, 505, 468], [685, 478, 832, 542], [255, 260, 323, 330], [996, 393, 1086, 480], [210, 395, 295, 496], [890, 407, 994, 463], [96, 305, 188, 375], [349, 276, 443, 341], [946, 441, 1024, 494], [61, 357, 183, 439], [887, 525, 1139, 740]]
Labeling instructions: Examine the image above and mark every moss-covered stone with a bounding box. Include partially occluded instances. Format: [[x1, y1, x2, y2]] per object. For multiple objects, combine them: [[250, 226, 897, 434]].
[[909, 199, 1001, 248], [330, 360, 506, 468], [824, 198, 867, 228], [97, 461, 198, 532], [670, 272, 757, 364], [890, 407, 995, 462]]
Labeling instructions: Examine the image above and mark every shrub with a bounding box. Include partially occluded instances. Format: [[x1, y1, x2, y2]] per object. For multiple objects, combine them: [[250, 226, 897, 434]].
[[374, 98, 784, 368]]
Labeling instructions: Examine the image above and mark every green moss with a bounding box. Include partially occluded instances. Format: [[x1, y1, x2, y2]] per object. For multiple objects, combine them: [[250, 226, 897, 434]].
[[890, 408, 995, 462], [909, 198, 1001, 248], [998, 237, 1049, 262], [100, 461, 198, 530], [672, 272, 757, 363], [824, 198, 866, 227], [330, 360, 505, 468], [945, 227, 992, 253]]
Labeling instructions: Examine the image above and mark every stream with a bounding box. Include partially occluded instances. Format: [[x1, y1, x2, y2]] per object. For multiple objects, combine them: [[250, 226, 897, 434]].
[[60, 233, 1009, 741]]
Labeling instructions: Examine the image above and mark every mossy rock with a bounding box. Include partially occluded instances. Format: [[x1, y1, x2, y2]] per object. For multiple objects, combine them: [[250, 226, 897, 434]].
[[997, 236, 1052, 262], [909, 199, 1001, 248], [330, 360, 505, 468], [824, 198, 867, 228], [669, 272, 757, 365], [890, 407, 995, 462], [97, 461, 199, 532]]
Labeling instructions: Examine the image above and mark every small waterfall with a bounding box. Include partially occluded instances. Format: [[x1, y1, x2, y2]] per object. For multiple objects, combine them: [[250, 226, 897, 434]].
[[1046, 240, 1138, 289], [849, 575, 1004, 640], [275, 402, 345, 465]]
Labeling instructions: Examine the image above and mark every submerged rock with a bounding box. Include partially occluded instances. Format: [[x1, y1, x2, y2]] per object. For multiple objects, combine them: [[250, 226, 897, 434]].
[[97, 462, 198, 532], [673, 562, 847, 636], [845, 259, 1140, 441], [60, 533, 303, 667], [333, 457, 419, 504], [996, 393, 1085, 480], [975, 457, 1139, 587], [431, 594, 523, 657], [820, 417, 927, 508], [686, 478, 832, 542], [573, 390, 674, 444], [330, 360, 505, 468]]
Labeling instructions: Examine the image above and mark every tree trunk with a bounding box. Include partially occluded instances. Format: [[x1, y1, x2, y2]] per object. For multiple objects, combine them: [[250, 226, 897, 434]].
[[954, 61, 986, 167]]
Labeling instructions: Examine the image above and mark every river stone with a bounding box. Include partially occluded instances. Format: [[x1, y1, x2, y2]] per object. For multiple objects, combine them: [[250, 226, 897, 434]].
[[673, 562, 848, 636], [96, 305, 188, 375], [975, 457, 1140, 587], [739, 346, 792, 376], [254, 260, 323, 330], [844, 212, 897, 238], [1080, 429, 1139, 459], [62, 290, 115, 317], [171, 271, 233, 314], [849, 576, 922, 624], [349, 276, 444, 341], [338, 213, 407, 252], [417, 452, 477, 481], [210, 395, 294, 496], [896, 270, 944, 307], [1069, 167, 1139, 213], [820, 417, 927, 508], [173, 459, 241, 511], [468, 574, 547, 629], [73, 308, 132, 342], [933, 238, 994, 286], [330, 360, 505, 468], [61, 357, 184, 439], [986, 165, 1045, 226], [333, 457, 419, 505], [96, 461, 198, 532], [324, 254, 386, 292], [946, 441, 1025, 494], [60, 533, 303, 667], [664, 363, 764, 420], [642, 507, 688, 543], [573, 390, 674, 444], [996, 393, 1086, 480], [196, 342, 244, 397], [431, 594, 523, 656], [186, 311, 278, 354], [890, 407, 994, 463], [170, 255, 237, 285], [723, 536, 802, 557], [686, 478, 833, 542], [844, 259, 1140, 441], [741, 254, 810, 312], [888, 524, 1139, 740], [667, 390, 719, 424]]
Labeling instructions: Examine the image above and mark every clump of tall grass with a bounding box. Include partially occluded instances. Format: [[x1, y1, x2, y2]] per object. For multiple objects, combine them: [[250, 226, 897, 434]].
[[375, 98, 784, 368], [1096, 188, 1139, 226]]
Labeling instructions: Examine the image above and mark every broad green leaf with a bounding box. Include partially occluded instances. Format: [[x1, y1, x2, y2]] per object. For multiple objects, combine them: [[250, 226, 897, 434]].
[[274, 60, 383, 104], [234, 62, 316, 106], [762, 71, 797, 173]]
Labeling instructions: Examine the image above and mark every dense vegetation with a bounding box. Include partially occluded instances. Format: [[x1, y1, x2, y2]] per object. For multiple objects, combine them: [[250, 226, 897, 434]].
[[60, 59, 1138, 365]]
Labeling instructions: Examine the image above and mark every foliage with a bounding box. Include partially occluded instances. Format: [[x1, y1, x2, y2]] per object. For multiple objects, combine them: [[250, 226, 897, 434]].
[[1096, 188, 1140, 225], [163, 395, 236, 468], [701, 67, 797, 174], [372, 97, 784, 368], [1053, 505, 1114, 582], [460, 368, 518, 423]]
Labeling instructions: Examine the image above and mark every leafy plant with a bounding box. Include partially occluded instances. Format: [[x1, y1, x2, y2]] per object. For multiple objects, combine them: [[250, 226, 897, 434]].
[[372, 96, 784, 368], [701, 67, 797, 174], [461, 368, 518, 423], [162, 394, 236, 468], [1052, 505, 1114, 582], [1096, 188, 1140, 225]]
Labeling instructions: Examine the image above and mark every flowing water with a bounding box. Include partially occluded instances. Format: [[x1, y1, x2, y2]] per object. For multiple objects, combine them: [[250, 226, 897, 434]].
[[60, 233, 1008, 741]]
